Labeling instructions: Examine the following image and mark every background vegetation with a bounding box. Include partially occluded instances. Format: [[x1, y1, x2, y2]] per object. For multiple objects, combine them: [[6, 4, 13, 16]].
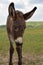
[[0, 22, 43, 65]]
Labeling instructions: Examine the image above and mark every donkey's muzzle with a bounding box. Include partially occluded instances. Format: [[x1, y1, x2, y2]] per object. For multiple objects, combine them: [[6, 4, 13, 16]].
[[15, 37, 23, 45]]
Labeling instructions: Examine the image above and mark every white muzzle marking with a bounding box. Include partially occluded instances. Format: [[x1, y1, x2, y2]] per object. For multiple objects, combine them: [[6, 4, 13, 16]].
[[15, 37, 23, 43]]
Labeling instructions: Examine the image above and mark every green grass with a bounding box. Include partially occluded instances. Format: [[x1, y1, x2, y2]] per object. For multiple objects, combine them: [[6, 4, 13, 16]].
[[0, 22, 43, 54], [0, 22, 43, 65], [23, 28, 43, 54], [23, 22, 43, 54]]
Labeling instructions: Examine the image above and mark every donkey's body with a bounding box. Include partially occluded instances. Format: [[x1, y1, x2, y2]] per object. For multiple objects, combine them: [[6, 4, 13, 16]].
[[6, 2, 37, 65]]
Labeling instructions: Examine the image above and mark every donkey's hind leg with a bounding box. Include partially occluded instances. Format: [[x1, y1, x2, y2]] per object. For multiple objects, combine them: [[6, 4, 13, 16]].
[[9, 35, 14, 65]]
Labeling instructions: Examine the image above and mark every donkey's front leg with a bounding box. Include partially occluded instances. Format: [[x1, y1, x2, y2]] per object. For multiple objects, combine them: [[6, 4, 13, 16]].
[[16, 43, 22, 65], [9, 42, 14, 65], [9, 35, 14, 65]]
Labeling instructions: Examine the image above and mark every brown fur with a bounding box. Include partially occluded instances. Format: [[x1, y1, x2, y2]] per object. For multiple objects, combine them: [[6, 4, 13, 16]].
[[6, 2, 37, 65]]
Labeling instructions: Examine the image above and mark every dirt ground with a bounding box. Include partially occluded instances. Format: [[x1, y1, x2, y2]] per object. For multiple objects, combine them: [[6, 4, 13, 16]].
[[0, 52, 43, 65]]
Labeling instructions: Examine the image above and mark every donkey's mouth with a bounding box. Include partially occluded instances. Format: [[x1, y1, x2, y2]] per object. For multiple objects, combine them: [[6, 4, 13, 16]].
[[15, 37, 23, 44]]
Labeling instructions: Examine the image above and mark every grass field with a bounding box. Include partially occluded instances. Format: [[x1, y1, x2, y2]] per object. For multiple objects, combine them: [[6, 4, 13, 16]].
[[0, 22, 43, 65]]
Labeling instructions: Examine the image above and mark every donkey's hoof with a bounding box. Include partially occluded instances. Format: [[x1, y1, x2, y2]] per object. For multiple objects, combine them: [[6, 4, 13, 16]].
[[9, 63, 13, 65], [18, 62, 22, 65]]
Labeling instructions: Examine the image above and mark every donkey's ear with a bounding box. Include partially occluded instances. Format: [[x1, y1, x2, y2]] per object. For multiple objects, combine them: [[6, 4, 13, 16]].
[[23, 7, 37, 20], [8, 2, 15, 16]]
